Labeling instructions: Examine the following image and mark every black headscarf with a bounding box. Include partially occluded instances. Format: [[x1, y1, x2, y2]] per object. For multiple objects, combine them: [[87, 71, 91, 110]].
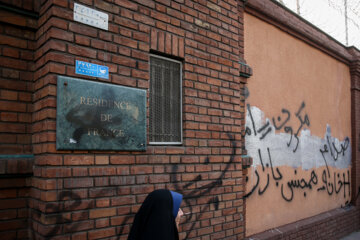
[[127, 189, 180, 240]]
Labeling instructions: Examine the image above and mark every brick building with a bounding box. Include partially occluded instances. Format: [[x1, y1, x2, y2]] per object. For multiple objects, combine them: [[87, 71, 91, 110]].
[[0, 0, 359, 239]]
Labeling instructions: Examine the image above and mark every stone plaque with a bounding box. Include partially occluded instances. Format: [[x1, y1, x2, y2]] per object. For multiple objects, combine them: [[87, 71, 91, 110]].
[[56, 76, 146, 151]]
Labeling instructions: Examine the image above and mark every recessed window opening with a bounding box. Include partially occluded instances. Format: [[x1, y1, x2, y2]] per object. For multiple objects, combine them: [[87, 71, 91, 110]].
[[149, 55, 182, 145]]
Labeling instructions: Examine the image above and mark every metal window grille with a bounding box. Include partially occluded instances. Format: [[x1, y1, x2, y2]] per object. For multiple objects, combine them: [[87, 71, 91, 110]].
[[149, 55, 182, 144]]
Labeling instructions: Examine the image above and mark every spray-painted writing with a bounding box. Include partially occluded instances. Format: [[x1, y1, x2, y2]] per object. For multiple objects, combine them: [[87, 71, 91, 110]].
[[244, 103, 351, 204]]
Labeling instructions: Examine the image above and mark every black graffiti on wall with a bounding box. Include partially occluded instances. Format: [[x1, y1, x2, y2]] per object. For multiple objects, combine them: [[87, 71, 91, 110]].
[[320, 135, 350, 177], [35, 133, 237, 239], [170, 132, 237, 239], [243, 148, 282, 198], [243, 147, 351, 202], [244, 102, 310, 152], [32, 189, 132, 239], [244, 102, 351, 204]]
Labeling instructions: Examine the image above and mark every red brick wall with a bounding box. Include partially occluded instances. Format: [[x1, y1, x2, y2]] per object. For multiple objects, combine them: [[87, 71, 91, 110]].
[[0, 157, 33, 240], [0, 0, 40, 13], [30, 0, 246, 239], [0, 2, 37, 239], [0, 176, 31, 240], [0, 11, 35, 155]]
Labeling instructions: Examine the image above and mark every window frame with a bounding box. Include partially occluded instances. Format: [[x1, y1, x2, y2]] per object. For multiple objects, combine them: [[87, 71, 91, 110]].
[[148, 54, 183, 145]]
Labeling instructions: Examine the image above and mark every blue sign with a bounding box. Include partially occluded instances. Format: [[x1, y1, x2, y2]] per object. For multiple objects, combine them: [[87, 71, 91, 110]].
[[75, 60, 109, 79]]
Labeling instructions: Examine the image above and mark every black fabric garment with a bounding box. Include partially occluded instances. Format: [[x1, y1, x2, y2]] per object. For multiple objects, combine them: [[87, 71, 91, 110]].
[[127, 189, 179, 240]]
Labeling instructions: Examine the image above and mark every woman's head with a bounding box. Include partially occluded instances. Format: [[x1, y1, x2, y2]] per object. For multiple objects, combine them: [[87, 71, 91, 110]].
[[170, 190, 183, 228], [127, 189, 183, 240]]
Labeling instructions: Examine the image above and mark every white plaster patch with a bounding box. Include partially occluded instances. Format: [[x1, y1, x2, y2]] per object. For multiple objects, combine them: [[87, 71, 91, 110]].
[[245, 106, 351, 170]]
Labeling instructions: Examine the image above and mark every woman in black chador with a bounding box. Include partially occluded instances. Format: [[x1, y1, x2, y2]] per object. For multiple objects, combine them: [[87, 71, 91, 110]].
[[127, 189, 183, 240]]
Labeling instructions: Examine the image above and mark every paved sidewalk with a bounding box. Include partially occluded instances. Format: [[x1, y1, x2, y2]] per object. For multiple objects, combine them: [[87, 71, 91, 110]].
[[340, 231, 360, 240]]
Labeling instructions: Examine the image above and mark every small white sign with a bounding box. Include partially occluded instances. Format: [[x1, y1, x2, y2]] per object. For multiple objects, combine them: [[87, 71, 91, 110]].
[[73, 3, 108, 30]]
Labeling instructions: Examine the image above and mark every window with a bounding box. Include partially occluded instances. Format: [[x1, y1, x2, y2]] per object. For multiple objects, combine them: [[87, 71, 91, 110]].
[[149, 55, 182, 144]]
